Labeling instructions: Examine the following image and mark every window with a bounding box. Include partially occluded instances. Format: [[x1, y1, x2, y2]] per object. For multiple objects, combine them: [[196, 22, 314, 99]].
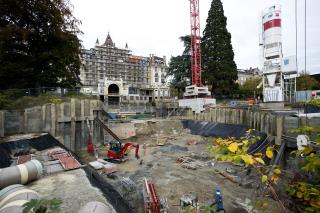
[[155, 73, 159, 82], [161, 74, 165, 83], [129, 87, 138, 94]]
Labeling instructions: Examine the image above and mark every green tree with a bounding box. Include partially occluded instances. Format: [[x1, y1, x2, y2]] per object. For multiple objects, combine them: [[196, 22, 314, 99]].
[[240, 77, 262, 97], [0, 0, 82, 90], [296, 74, 320, 91], [167, 36, 191, 98], [201, 0, 238, 97]]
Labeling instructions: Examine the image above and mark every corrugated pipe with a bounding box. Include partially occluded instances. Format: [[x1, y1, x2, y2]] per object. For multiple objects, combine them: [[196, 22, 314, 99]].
[[0, 160, 43, 189], [78, 201, 112, 213], [0, 184, 40, 213]]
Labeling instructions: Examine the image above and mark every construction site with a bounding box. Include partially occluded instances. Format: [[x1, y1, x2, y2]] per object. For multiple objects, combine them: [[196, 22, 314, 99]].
[[0, 96, 319, 212], [0, 0, 320, 213]]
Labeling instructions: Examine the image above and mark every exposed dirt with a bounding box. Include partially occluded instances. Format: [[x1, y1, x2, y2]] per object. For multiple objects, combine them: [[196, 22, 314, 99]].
[[81, 119, 278, 213]]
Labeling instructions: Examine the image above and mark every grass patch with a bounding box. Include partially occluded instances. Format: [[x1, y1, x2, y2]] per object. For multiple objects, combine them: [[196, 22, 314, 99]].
[[0, 92, 97, 110]]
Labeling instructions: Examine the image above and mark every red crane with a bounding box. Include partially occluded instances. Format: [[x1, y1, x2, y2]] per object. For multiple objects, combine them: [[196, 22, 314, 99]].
[[190, 0, 202, 87]]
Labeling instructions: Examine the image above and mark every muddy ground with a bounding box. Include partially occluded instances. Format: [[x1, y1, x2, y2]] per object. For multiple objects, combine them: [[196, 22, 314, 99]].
[[81, 120, 278, 212]]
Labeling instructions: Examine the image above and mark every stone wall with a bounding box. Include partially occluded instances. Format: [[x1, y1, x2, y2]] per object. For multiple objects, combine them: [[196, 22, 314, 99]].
[[0, 99, 102, 151]]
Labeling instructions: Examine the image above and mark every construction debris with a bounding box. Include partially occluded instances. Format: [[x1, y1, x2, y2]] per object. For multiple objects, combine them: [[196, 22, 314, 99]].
[[47, 147, 81, 170], [177, 156, 206, 170], [180, 193, 198, 211], [89, 161, 104, 170], [103, 162, 118, 174], [214, 168, 238, 184], [17, 154, 32, 164], [186, 139, 199, 145]]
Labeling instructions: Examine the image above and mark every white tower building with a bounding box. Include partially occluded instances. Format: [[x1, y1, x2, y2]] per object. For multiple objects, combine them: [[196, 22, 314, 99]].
[[260, 5, 283, 102], [260, 5, 297, 103]]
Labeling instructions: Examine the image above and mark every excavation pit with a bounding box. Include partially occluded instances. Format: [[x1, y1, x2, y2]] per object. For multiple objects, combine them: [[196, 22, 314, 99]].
[[79, 119, 275, 213], [0, 119, 276, 213]]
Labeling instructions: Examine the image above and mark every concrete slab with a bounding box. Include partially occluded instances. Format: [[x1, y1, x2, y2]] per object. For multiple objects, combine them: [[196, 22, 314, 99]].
[[28, 169, 116, 213]]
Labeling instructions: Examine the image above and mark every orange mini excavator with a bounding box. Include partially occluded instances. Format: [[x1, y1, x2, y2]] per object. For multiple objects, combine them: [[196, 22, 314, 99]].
[[94, 117, 140, 162], [107, 140, 140, 161]]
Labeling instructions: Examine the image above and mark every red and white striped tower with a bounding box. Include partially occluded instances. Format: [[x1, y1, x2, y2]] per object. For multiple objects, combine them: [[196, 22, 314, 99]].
[[260, 5, 284, 102]]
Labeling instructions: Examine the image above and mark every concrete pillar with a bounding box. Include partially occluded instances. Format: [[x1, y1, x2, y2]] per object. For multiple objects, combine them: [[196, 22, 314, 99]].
[[236, 110, 240, 125], [227, 109, 230, 124], [218, 108, 222, 123], [275, 116, 284, 145], [260, 113, 265, 132], [231, 109, 236, 124], [81, 100, 85, 150], [24, 109, 28, 133], [222, 109, 226, 124], [211, 108, 216, 122], [70, 99, 76, 152], [225, 109, 230, 124], [264, 114, 270, 135], [206, 110, 211, 121], [215, 108, 219, 122], [249, 111, 254, 129], [239, 110, 243, 125], [60, 103, 65, 145], [51, 104, 56, 137], [257, 112, 261, 130], [42, 105, 46, 132], [0, 111, 4, 137]]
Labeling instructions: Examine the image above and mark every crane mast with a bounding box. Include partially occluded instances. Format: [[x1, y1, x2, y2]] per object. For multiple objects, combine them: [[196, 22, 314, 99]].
[[179, 0, 216, 113], [190, 0, 202, 86]]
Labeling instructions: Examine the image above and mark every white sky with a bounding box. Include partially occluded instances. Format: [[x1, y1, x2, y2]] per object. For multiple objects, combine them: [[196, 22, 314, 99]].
[[70, 0, 320, 74]]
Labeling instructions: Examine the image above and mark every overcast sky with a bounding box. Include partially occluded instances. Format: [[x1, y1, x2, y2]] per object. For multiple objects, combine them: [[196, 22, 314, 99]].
[[70, 0, 320, 74]]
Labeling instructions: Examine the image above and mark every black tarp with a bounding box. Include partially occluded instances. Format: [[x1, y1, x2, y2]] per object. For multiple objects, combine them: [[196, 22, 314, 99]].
[[305, 104, 320, 113], [181, 120, 270, 155]]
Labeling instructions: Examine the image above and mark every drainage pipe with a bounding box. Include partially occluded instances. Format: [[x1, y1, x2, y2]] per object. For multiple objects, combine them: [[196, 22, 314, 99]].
[[78, 201, 112, 213], [0, 160, 43, 189], [0, 184, 39, 213]]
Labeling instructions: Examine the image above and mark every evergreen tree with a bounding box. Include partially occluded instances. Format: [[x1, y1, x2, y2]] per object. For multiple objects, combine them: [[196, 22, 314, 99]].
[[0, 0, 82, 90], [201, 0, 238, 96], [167, 36, 191, 97]]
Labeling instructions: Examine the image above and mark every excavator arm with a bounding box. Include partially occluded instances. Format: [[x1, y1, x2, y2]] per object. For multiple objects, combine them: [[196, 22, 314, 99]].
[[122, 143, 140, 159]]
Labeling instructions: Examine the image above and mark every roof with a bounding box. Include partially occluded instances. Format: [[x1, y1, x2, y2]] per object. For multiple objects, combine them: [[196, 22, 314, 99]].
[[104, 32, 114, 46]]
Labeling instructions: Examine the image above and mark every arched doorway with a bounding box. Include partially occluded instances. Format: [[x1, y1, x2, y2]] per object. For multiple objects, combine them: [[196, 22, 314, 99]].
[[108, 84, 119, 95], [108, 84, 120, 105]]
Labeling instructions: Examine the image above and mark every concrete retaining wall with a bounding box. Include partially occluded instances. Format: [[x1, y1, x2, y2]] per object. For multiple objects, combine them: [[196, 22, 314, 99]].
[[0, 99, 102, 152], [181, 108, 319, 145]]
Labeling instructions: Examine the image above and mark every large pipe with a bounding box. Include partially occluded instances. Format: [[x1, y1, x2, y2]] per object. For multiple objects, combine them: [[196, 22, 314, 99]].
[[78, 201, 112, 213], [0, 184, 40, 213], [0, 160, 43, 189]]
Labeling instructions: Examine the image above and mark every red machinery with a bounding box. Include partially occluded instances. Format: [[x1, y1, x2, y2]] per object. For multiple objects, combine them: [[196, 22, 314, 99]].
[[190, 0, 202, 87], [107, 140, 140, 161], [144, 178, 160, 213]]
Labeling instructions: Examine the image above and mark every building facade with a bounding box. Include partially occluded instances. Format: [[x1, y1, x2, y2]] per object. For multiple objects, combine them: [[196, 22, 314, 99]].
[[79, 33, 170, 104], [237, 67, 261, 86]]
